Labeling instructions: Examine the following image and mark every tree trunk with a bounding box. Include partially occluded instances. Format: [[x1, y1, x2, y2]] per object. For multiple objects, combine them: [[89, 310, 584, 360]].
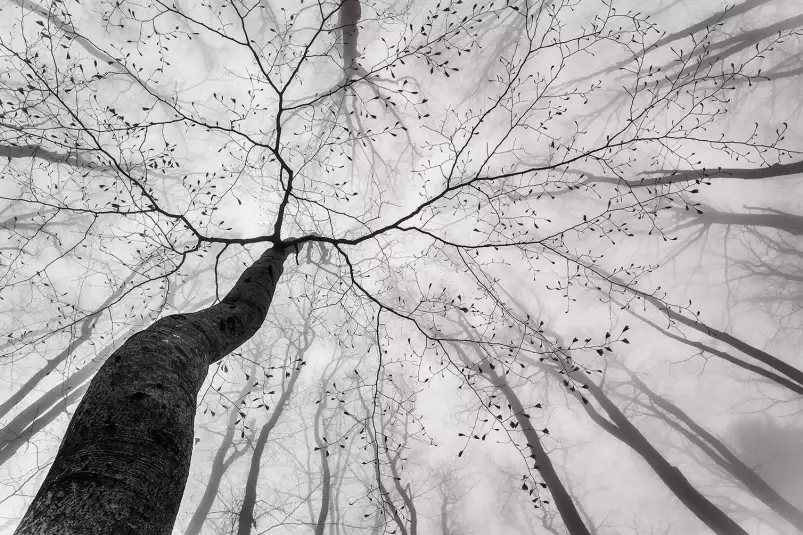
[[313, 387, 332, 535], [557, 364, 749, 535], [236, 356, 302, 535], [14, 246, 288, 535], [184, 370, 256, 535], [0, 266, 140, 421], [628, 374, 803, 531], [449, 341, 591, 535]]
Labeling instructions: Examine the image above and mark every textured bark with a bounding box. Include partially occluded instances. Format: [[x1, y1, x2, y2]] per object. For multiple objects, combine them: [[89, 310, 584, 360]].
[[14, 246, 288, 535], [236, 358, 302, 535]]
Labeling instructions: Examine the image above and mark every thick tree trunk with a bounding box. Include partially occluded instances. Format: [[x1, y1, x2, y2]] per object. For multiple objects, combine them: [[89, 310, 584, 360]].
[[14, 246, 289, 535]]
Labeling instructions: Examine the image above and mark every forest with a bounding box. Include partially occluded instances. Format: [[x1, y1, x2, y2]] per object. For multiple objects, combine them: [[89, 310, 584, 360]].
[[0, 0, 802, 533]]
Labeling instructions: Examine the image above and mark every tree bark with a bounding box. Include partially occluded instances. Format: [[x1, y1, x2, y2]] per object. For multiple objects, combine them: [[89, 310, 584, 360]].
[[14, 246, 289, 535]]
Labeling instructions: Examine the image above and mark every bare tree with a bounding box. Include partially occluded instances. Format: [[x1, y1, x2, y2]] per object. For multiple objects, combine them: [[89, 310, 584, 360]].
[[1, 0, 801, 534]]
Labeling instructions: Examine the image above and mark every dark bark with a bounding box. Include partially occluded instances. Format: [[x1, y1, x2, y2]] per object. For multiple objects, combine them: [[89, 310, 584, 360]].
[[14, 246, 288, 535], [236, 355, 302, 535]]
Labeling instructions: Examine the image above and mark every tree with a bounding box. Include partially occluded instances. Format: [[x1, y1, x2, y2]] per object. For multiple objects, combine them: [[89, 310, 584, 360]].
[[2, 0, 802, 534]]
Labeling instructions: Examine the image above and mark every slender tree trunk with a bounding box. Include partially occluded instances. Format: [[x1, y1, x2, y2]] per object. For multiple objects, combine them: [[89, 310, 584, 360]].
[[633, 312, 803, 396], [494, 380, 591, 535], [439, 495, 451, 535], [563, 257, 803, 391], [628, 374, 803, 531], [386, 414, 417, 535], [553, 363, 749, 535], [184, 371, 256, 535], [0, 328, 132, 461], [359, 392, 410, 535], [236, 357, 302, 535], [0, 267, 140, 421], [449, 342, 591, 535], [0, 383, 88, 465], [313, 388, 332, 535], [14, 246, 288, 535], [640, 291, 803, 390]]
